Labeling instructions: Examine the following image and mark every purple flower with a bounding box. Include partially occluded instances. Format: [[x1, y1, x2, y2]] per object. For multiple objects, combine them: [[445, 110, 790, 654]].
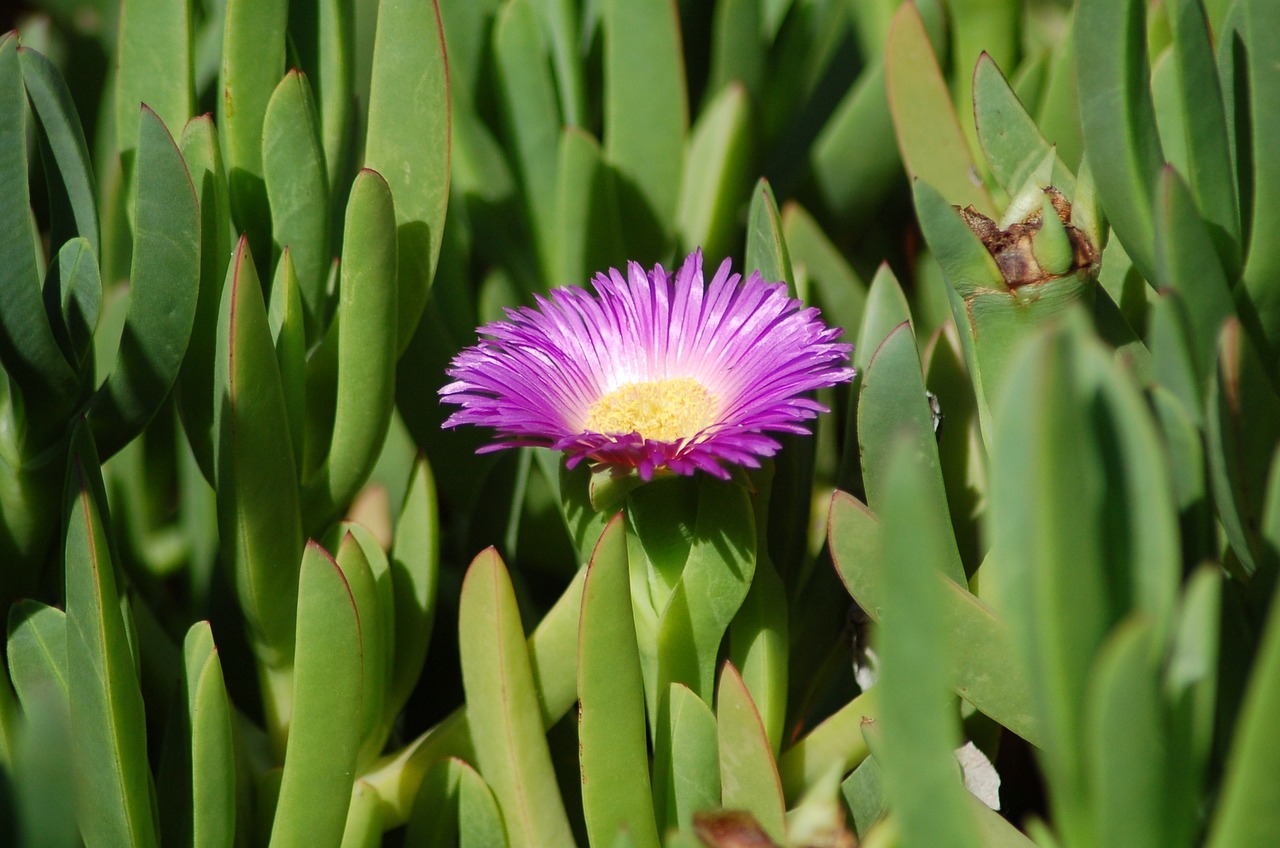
[[440, 250, 855, 480]]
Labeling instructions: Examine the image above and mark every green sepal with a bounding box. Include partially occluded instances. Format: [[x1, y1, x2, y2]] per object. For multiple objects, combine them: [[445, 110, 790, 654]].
[[268, 542, 363, 848]]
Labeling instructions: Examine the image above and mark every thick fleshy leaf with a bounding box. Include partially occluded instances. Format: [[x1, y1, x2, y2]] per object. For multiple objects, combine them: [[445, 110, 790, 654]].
[[716, 662, 785, 844], [1075, 0, 1164, 284], [0, 35, 78, 417], [458, 549, 575, 848], [630, 477, 756, 714], [708, 0, 763, 99], [387, 455, 440, 722], [728, 555, 787, 757], [269, 251, 307, 478], [183, 621, 236, 848], [529, 0, 585, 127], [554, 127, 626, 290], [114, 0, 191, 166], [782, 202, 867, 342], [1086, 618, 1170, 848], [828, 492, 1040, 745], [218, 0, 286, 262], [1205, 566, 1280, 848], [339, 781, 382, 848], [263, 70, 330, 338], [364, 0, 450, 351], [9, 678, 77, 848], [947, 0, 1020, 164], [90, 105, 200, 459], [603, 0, 686, 262], [20, 45, 98, 256], [1165, 0, 1240, 274], [214, 237, 302, 672], [493, 0, 561, 285], [65, 427, 159, 848], [1221, 0, 1280, 357], [268, 542, 363, 848], [986, 316, 1180, 847], [1153, 166, 1235, 393], [290, 0, 354, 190], [7, 600, 69, 706], [778, 688, 878, 804], [858, 321, 965, 585], [1206, 320, 1280, 575], [302, 169, 397, 528], [875, 435, 984, 848], [973, 52, 1074, 198], [886, 1, 994, 215], [457, 763, 507, 848], [578, 514, 661, 848], [333, 530, 390, 770], [176, 114, 232, 481], [653, 683, 720, 833], [677, 83, 752, 263], [44, 237, 101, 373]]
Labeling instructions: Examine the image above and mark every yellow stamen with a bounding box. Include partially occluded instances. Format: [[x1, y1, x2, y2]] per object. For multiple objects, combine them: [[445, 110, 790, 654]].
[[585, 377, 718, 442]]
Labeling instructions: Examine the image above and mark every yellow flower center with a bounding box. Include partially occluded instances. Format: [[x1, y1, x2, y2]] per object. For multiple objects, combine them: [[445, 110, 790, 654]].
[[584, 377, 718, 442]]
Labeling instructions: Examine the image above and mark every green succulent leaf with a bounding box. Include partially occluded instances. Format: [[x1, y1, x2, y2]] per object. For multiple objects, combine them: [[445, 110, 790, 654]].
[[677, 83, 752, 263], [7, 600, 69, 706], [554, 127, 626, 289], [182, 621, 236, 848], [716, 661, 786, 844], [493, 0, 562, 286], [20, 45, 99, 257], [653, 683, 721, 833], [302, 169, 398, 528], [114, 0, 192, 169], [886, 1, 995, 216], [176, 114, 232, 482], [458, 548, 575, 848], [90, 105, 200, 459], [603, 0, 686, 262], [269, 542, 363, 848], [262, 70, 331, 338], [578, 513, 661, 848], [214, 237, 302, 673], [64, 426, 159, 848], [364, 0, 450, 352], [0, 35, 79, 422], [1075, 0, 1164, 284], [218, 0, 286, 263], [387, 455, 440, 723]]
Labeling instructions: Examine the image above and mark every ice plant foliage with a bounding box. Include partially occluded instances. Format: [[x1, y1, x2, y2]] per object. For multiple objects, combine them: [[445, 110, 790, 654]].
[[440, 251, 854, 479]]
